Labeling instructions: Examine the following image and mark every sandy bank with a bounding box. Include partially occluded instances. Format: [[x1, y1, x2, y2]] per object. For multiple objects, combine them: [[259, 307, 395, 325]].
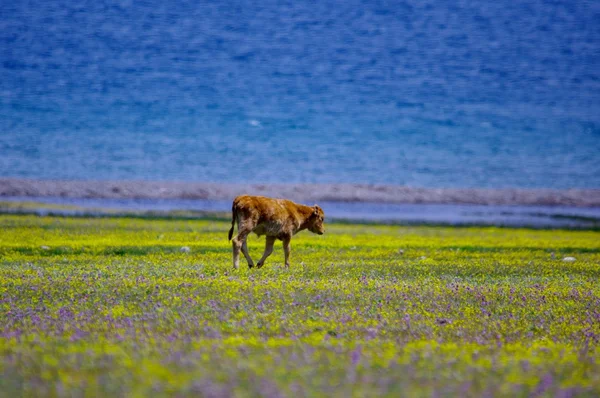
[[1, 178, 599, 207]]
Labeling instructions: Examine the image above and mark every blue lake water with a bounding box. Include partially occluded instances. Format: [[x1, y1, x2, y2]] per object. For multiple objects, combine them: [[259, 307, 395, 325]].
[[1, 0, 599, 188]]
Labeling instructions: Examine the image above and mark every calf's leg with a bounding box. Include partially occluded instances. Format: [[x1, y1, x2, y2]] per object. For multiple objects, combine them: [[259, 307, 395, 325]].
[[232, 230, 251, 269], [232, 218, 256, 269], [283, 236, 291, 268], [256, 236, 276, 268], [232, 235, 243, 269], [242, 240, 254, 268]]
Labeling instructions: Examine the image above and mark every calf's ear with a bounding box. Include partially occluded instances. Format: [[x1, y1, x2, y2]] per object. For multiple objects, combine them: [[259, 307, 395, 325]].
[[313, 205, 319, 216]]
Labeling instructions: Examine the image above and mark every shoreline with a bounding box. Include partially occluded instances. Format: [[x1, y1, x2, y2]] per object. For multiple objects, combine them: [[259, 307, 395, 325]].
[[1, 178, 599, 208], [2, 197, 599, 229]]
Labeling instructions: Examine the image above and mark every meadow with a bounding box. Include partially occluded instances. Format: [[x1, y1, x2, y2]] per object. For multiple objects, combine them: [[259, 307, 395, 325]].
[[0, 214, 599, 397]]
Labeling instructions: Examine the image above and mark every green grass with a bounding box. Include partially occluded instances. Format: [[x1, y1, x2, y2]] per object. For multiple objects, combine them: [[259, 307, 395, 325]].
[[1, 214, 599, 397]]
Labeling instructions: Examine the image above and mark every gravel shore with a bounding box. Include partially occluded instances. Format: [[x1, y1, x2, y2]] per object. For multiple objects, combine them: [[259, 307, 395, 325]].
[[1, 178, 599, 207]]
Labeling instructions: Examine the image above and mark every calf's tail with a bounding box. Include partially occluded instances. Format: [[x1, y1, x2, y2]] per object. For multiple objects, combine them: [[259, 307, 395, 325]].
[[228, 204, 237, 241]]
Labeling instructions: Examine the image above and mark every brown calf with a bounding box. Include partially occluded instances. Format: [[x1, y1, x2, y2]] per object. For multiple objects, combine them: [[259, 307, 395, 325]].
[[228, 195, 325, 269]]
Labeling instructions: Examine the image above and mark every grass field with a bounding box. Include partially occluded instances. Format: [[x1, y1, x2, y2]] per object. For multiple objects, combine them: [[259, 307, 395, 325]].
[[0, 214, 599, 397]]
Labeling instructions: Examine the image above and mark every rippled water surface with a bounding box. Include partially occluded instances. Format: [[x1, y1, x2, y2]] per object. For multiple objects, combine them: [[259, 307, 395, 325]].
[[1, 0, 599, 188]]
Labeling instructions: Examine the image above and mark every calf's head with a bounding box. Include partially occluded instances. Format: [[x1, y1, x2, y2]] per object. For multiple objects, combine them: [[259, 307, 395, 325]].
[[307, 205, 325, 235]]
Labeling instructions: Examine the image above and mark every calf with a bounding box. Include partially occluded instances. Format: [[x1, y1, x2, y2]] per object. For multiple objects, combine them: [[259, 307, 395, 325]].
[[228, 195, 325, 269]]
